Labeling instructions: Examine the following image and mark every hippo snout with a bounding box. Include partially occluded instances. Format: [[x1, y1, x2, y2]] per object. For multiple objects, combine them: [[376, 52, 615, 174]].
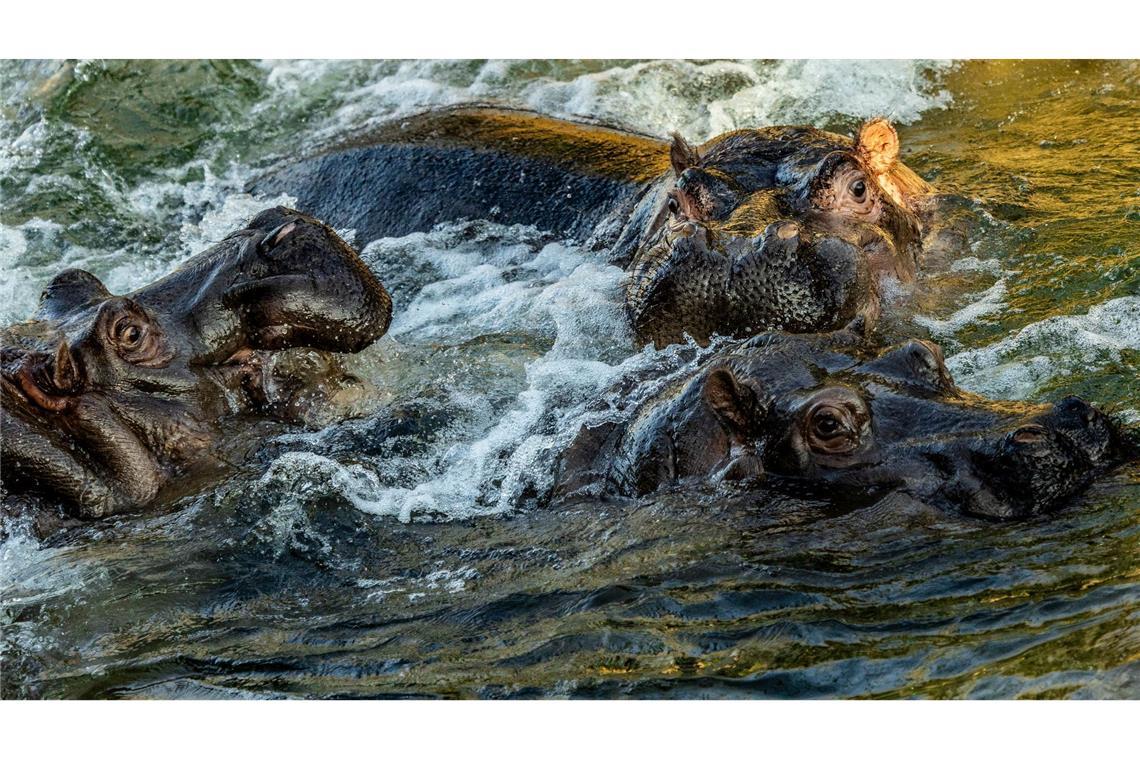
[[1040, 396, 1122, 465], [958, 395, 1128, 519]]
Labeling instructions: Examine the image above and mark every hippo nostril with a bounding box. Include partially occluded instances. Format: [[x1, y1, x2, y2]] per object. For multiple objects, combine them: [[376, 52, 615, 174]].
[[1011, 424, 1049, 446], [8, 339, 85, 413], [1054, 395, 1097, 426]]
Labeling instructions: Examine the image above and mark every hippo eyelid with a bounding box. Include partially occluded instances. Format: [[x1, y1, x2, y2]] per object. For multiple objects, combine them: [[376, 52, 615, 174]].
[[797, 387, 872, 457], [97, 298, 174, 368]]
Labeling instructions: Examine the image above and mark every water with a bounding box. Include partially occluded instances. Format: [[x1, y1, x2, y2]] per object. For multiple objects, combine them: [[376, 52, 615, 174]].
[[1, 59, 1138, 698]]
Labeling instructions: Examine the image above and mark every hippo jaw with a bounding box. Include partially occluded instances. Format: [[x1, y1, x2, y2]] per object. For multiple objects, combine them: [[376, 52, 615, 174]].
[[1, 208, 392, 519], [1, 368, 208, 518]]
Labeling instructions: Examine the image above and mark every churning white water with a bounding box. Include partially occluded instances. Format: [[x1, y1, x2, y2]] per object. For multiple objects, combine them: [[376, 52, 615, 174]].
[[2, 59, 1135, 527]]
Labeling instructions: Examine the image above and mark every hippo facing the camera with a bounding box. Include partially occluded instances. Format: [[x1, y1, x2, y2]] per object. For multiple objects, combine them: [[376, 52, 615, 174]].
[[1, 207, 392, 520], [250, 106, 935, 347], [554, 326, 1135, 519]]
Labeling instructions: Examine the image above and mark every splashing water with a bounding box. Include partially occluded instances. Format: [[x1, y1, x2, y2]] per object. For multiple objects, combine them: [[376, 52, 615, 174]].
[[1, 60, 1137, 699]]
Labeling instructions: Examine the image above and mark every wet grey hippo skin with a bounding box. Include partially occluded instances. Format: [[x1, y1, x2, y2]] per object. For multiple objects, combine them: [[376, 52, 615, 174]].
[[250, 106, 933, 347], [1, 207, 392, 519], [554, 326, 1135, 520]]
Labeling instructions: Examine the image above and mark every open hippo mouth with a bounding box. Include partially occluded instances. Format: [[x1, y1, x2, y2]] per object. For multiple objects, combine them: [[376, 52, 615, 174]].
[[1, 344, 199, 516], [622, 119, 929, 348], [556, 330, 1136, 519], [1, 207, 392, 520]]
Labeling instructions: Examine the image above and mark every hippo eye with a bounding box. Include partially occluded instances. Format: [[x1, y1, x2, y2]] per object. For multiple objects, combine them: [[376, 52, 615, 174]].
[[814, 412, 843, 437], [114, 320, 145, 348], [101, 302, 173, 368], [802, 394, 868, 457], [813, 155, 881, 222]]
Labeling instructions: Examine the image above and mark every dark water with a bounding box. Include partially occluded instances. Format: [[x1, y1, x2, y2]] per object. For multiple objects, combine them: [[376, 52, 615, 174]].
[[1, 60, 1138, 698]]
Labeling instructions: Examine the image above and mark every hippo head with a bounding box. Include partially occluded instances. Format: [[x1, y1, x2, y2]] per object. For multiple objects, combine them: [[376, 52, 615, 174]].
[[622, 119, 932, 347], [1, 207, 392, 519], [556, 329, 1134, 519]]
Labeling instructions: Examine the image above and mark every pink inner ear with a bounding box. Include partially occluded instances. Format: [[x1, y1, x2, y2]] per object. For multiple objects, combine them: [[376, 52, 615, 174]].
[[856, 118, 900, 177], [704, 367, 758, 434], [270, 222, 298, 246], [673, 187, 707, 222]]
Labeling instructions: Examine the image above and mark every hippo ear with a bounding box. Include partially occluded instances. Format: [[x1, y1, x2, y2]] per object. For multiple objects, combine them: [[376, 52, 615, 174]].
[[855, 118, 932, 210], [704, 367, 764, 437], [856, 118, 900, 176], [670, 132, 700, 176], [36, 268, 111, 319]]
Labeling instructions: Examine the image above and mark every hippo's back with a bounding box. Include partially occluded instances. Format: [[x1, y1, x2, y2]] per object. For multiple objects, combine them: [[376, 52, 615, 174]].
[[249, 106, 671, 248]]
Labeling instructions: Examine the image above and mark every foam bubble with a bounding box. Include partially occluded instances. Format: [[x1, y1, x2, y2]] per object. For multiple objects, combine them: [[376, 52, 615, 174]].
[[948, 296, 1140, 400], [914, 279, 1009, 339]]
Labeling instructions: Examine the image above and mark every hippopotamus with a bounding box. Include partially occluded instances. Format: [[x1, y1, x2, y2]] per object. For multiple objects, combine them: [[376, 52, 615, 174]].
[[553, 325, 1135, 519], [1, 207, 392, 521], [251, 106, 935, 347]]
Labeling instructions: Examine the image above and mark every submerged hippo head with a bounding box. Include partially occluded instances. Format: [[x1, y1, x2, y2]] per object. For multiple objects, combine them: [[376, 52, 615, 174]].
[[622, 119, 933, 347], [556, 329, 1134, 519], [1, 207, 392, 519]]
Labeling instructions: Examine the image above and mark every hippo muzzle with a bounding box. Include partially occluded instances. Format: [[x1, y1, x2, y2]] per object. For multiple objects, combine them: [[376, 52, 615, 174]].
[[625, 214, 876, 347], [933, 396, 1131, 519]]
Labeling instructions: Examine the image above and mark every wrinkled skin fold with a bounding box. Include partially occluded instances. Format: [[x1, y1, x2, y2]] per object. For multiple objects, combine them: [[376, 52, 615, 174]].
[[1, 207, 392, 520], [251, 106, 935, 347], [554, 327, 1135, 520]]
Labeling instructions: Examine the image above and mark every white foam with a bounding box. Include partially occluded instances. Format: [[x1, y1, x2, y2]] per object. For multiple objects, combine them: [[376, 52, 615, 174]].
[[254, 59, 955, 149], [2, 59, 954, 326], [250, 222, 711, 523], [915, 279, 1009, 339], [0, 521, 107, 634], [948, 296, 1140, 400]]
